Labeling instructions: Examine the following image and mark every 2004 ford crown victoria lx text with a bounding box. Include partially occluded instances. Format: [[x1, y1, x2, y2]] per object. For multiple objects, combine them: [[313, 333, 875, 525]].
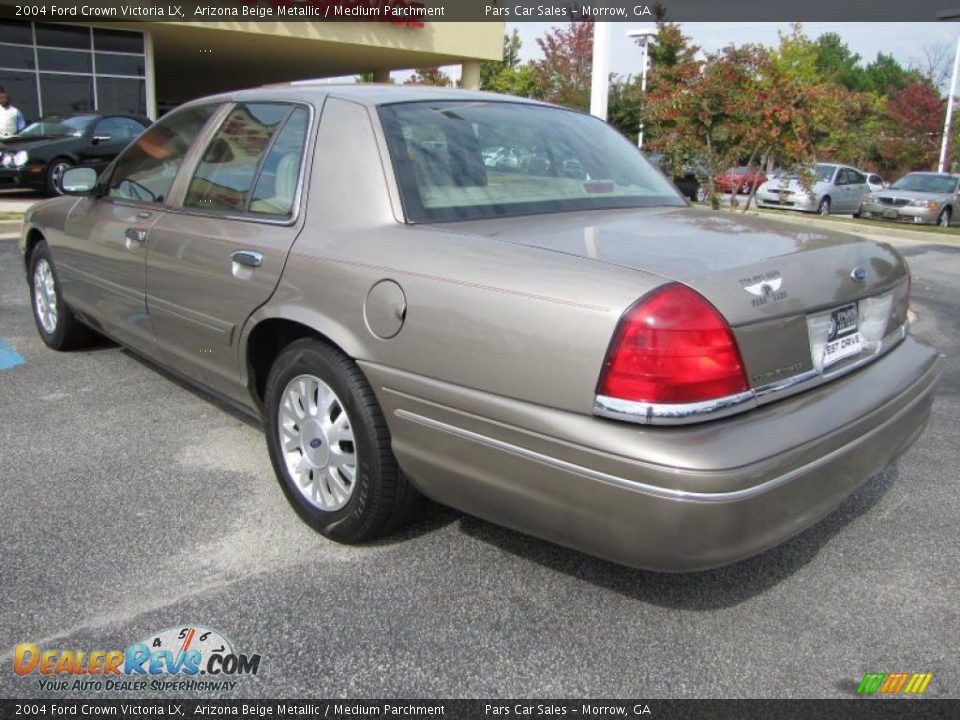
[[20, 85, 941, 571]]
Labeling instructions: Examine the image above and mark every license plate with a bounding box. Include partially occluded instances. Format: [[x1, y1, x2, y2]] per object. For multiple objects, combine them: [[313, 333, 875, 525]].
[[883, 209, 898, 219], [822, 303, 862, 367]]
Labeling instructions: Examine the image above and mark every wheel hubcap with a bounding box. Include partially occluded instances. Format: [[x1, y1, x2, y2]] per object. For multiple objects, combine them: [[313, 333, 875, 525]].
[[33, 259, 57, 334], [51, 163, 69, 192], [278, 374, 357, 511]]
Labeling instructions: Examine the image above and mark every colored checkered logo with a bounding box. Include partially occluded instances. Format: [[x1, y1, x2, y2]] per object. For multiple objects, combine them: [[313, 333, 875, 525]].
[[857, 672, 933, 695]]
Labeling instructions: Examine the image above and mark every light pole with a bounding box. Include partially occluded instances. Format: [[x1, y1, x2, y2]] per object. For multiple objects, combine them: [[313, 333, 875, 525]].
[[936, 11, 960, 172], [627, 26, 657, 148], [590, 22, 612, 120]]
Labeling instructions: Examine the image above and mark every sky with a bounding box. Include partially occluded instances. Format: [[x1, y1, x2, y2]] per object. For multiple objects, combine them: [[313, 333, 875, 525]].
[[423, 22, 960, 85]]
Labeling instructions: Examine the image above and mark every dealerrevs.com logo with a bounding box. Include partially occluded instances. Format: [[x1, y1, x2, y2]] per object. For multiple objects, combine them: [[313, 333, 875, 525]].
[[13, 625, 261, 692]]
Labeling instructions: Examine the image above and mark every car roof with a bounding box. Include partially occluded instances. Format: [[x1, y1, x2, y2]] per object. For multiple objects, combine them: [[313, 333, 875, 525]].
[[178, 82, 551, 110], [903, 171, 960, 178]]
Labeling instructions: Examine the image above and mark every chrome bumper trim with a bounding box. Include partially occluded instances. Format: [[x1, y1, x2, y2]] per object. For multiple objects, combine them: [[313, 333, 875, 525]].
[[594, 323, 907, 426]]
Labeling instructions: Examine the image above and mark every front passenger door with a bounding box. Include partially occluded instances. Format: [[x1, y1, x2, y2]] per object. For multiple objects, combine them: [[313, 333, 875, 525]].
[[56, 106, 219, 353]]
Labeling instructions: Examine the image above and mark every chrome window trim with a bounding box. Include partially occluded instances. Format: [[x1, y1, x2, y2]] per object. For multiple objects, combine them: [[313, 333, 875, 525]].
[[165, 100, 315, 228], [594, 323, 908, 426]]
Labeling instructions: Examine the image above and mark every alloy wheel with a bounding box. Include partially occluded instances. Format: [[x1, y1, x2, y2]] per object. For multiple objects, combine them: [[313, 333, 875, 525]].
[[33, 258, 58, 334], [277, 374, 357, 511]]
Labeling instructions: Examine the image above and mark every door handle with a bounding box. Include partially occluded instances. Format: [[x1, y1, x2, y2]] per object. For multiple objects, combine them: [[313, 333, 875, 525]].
[[231, 250, 263, 268], [125, 227, 147, 245], [137, 211, 152, 219]]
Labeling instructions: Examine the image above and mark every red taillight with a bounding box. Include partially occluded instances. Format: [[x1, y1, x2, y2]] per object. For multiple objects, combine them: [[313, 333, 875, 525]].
[[598, 283, 749, 404]]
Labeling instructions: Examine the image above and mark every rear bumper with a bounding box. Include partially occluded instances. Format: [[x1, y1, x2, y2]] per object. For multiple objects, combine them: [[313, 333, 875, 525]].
[[364, 337, 941, 571]]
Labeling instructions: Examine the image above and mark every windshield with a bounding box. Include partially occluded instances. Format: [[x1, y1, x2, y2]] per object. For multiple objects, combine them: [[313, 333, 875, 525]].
[[19, 115, 96, 138], [891, 173, 958, 194], [814, 164, 836, 183], [378, 101, 684, 222]]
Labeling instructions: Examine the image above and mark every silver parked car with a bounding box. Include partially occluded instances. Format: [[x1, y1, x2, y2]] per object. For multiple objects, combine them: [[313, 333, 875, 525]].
[[757, 163, 869, 215], [860, 172, 960, 227], [20, 85, 940, 571]]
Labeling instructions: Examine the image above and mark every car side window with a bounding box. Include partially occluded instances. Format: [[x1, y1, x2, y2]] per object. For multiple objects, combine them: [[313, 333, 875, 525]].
[[852, 170, 867, 185], [94, 116, 145, 141], [183, 103, 293, 214], [248, 107, 309, 217], [106, 106, 216, 204]]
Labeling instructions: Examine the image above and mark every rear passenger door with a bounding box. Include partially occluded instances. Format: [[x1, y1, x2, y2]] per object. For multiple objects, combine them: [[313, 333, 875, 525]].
[[144, 102, 312, 402]]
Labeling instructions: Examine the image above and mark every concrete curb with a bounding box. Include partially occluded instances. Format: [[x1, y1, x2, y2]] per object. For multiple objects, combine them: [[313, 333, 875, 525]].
[[698, 204, 960, 244]]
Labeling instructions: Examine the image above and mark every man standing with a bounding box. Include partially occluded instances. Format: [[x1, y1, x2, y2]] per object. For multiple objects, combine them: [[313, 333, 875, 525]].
[[0, 92, 27, 138]]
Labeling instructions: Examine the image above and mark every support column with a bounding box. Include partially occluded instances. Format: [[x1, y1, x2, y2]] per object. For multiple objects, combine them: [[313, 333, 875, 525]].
[[144, 29, 158, 120], [461, 60, 481, 90], [372, 68, 391, 84]]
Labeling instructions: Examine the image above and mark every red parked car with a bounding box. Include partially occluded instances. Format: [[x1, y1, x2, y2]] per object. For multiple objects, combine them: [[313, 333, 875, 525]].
[[716, 166, 767, 194]]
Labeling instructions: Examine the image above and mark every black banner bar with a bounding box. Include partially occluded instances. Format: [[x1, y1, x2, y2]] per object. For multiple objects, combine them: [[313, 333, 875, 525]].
[[1, 699, 958, 720], [1, 0, 959, 23]]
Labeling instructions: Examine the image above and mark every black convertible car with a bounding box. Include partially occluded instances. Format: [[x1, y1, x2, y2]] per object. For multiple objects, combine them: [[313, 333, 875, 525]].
[[0, 112, 149, 196]]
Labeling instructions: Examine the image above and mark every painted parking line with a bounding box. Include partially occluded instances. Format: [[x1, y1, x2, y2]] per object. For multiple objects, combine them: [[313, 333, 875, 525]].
[[0, 337, 25, 370]]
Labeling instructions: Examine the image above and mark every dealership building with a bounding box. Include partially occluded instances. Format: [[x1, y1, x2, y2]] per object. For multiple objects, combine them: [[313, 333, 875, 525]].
[[0, 16, 504, 121]]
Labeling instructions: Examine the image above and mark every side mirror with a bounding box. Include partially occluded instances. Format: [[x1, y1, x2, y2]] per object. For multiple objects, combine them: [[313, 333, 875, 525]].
[[61, 167, 98, 195]]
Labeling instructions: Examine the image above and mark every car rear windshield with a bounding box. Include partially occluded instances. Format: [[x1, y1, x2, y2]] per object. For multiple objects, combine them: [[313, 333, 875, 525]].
[[378, 101, 684, 222], [892, 174, 959, 194]]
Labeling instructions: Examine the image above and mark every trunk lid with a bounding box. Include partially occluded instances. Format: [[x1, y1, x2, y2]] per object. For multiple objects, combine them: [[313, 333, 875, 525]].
[[439, 206, 909, 389]]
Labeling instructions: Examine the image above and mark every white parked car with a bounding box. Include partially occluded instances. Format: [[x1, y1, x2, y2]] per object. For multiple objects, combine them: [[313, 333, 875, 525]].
[[756, 163, 870, 216]]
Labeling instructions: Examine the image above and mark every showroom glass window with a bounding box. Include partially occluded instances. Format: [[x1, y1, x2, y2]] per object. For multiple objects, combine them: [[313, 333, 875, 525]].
[[184, 103, 306, 216], [107, 105, 216, 204], [0, 20, 146, 121]]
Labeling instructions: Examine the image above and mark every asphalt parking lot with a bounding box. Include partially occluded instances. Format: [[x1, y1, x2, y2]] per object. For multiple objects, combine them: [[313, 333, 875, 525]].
[[0, 223, 957, 699]]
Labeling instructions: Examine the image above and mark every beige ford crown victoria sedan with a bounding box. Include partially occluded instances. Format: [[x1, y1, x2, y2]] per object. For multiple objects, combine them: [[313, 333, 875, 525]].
[[19, 84, 941, 571]]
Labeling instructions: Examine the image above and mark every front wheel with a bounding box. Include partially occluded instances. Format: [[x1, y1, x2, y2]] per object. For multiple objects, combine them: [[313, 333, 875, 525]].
[[45, 158, 72, 196], [695, 186, 707, 203], [264, 338, 418, 542], [937, 207, 951, 227], [818, 197, 831, 216], [29, 241, 96, 350]]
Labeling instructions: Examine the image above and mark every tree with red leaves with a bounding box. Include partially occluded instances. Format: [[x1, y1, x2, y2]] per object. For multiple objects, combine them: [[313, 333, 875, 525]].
[[880, 79, 945, 170], [404, 68, 452, 88], [532, 21, 594, 111]]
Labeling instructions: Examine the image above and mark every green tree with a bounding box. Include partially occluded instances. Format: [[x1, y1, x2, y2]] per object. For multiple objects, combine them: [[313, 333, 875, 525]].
[[480, 29, 522, 90], [815, 32, 867, 90], [864, 52, 912, 95]]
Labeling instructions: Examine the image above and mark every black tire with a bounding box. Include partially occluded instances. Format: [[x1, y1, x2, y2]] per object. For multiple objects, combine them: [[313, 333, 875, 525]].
[[740, 181, 751, 194], [45, 157, 72, 197], [695, 186, 707, 203], [818, 197, 831, 216], [29, 241, 97, 351], [264, 338, 417, 543], [937, 207, 951, 228]]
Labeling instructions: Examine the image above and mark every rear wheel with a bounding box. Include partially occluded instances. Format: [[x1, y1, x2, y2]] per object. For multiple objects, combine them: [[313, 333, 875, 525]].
[[45, 158, 72, 196], [937, 207, 951, 227], [264, 338, 418, 542], [695, 186, 707, 203], [740, 181, 751, 194], [29, 241, 96, 350], [818, 197, 831, 216]]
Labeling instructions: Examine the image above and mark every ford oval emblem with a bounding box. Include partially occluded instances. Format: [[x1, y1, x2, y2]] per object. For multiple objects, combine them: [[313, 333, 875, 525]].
[[851, 266, 867, 283], [309, 438, 323, 449]]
